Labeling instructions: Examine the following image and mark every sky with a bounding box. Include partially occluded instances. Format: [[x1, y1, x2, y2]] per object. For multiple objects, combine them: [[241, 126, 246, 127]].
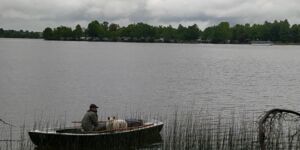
[[1, 0, 300, 31]]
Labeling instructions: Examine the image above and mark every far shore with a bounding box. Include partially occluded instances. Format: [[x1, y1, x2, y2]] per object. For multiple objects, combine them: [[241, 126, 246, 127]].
[[1, 37, 300, 46]]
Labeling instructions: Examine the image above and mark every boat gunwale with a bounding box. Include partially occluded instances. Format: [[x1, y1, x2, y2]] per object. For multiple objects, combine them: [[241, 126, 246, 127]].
[[29, 120, 163, 136]]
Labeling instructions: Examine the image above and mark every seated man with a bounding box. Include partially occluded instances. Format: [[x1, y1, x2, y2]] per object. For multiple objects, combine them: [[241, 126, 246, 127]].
[[81, 104, 100, 131]]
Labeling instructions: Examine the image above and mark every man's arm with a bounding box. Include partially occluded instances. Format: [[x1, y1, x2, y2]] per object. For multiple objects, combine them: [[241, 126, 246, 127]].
[[90, 113, 98, 127]]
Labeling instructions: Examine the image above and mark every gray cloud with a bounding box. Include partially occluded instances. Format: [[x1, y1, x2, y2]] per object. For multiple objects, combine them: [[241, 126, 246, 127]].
[[1, 0, 300, 31]]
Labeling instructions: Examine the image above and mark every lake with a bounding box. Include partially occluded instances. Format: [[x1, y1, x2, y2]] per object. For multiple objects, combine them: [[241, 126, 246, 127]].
[[1, 38, 300, 149]]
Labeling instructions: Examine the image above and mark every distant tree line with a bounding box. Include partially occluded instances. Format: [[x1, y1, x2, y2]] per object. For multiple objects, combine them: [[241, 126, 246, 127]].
[[43, 20, 201, 42], [42, 19, 300, 44], [2, 19, 299, 44], [0, 28, 41, 39], [42, 21, 200, 42], [203, 20, 300, 44]]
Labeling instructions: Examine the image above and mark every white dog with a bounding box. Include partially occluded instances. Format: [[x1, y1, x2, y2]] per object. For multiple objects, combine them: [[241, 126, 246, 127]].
[[106, 116, 128, 131]]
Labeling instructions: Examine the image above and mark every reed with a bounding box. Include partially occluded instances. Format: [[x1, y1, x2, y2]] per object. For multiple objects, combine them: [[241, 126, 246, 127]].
[[1, 108, 300, 150], [161, 108, 300, 150]]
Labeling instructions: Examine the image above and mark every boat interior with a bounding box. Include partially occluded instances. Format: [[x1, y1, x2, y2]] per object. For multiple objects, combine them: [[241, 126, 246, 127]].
[[56, 119, 144, 134]]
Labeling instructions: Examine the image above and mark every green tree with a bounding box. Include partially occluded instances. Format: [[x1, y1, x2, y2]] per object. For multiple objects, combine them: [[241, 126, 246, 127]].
[[278, 20, 290, 42], [0, 28, 4, 37], [231, 24, 250, 43], [186, 24, 200, 41], [202, 26, 215, 42], [87, 20, 102, 38], [53, 26, 73, 40], [43, 27, 53, 40], [121, 23, 155, 41], [291, 24, 300, 43], [262, 21, 272, 41], [73, 24, 83, 39], [103, 21, 109, 31], [176, 24, 186, 40], [108, 23, 120, 40], [212, 22, 231, 43], [161, 25, 177, 41], [270, 20, 281, 41], [108, 23, 119, 32], [250, 24, 263, 41]]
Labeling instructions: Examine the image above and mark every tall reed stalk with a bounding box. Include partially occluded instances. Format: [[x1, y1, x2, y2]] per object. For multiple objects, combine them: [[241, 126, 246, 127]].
[[2, 108, 300, 150]]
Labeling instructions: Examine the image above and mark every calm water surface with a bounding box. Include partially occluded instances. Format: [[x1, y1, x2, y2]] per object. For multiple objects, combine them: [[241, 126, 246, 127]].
[[1, 38, 300, 148]]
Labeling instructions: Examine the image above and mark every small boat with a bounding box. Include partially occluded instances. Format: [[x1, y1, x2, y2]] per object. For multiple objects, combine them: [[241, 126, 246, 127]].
[[28, 119, 163, 149]]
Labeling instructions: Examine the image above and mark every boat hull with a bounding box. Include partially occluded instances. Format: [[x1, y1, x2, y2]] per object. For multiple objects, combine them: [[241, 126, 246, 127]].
[[29, 122, 163, 149]]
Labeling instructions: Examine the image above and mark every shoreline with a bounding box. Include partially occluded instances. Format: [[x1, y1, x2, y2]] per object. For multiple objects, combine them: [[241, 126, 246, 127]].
[[1, 37, 300, 45]]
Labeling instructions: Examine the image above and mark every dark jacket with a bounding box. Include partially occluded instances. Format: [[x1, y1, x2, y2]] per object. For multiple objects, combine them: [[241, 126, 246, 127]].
[[81, 110, 98, 131]]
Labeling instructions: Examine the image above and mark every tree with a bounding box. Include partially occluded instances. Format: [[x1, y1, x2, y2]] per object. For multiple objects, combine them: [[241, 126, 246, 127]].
[[290, 24, 300, 43], [270, 20, 281, 41], [262, 21, 272, 41], [212, 22, 231, 43], [0, 28, 4, 37], [121, 23, 155, 41], [108, 23, 120, 40], [73, 24, 83, 39], [161, 25, 177, 41], [87, 20, 102, 38], [231, 24, 250, 43], [278, 20, 290, 42], [103, 21, 109, 31], [108, 23, 119, 32], [52, 26, 73, 40], [202, 26, 215, 42], [137, 23, 155, 38], [186, 24, 200, 41], [43, 27, 53, 40], [250, 24, 264, 41], [176, 24, 186, 40]]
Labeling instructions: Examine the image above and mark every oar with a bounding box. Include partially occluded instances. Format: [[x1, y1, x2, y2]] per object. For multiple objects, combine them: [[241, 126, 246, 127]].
[[72, 121, 106, 124], [87, 123, 155, 133]]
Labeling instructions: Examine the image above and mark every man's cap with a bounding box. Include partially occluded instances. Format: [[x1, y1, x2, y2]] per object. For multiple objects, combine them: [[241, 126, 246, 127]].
[[90, 104, 99, 108]]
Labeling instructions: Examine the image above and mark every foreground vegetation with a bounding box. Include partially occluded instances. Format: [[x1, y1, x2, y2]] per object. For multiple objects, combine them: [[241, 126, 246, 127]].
[[41, 19, 300, 44], [1, 108, 300, 150]]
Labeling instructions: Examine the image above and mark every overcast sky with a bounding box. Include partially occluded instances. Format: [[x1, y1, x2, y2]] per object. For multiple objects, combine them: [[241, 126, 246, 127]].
[[1, 0, 300, 31]]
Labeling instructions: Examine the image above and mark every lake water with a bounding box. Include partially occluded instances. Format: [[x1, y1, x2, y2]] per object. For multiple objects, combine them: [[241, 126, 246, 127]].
[[1, 38, 300, 148]]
